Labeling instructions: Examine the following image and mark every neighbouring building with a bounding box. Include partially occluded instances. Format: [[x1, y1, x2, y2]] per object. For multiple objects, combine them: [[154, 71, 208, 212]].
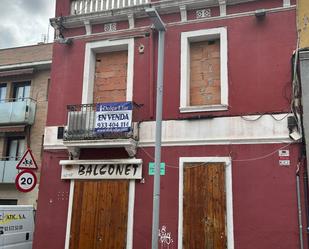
[[34, 1, 308, 249], [298, 0, 309, 190], [0, 43, 52, 206]]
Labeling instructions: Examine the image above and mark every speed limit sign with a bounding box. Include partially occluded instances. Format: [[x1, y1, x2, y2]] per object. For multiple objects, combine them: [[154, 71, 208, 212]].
[[15, 170, 37, 192]]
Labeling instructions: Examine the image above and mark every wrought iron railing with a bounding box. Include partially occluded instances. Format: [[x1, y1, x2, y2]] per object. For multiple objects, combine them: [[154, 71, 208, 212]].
[[71, 0, 149, 15], [64, 103, 137, 141]]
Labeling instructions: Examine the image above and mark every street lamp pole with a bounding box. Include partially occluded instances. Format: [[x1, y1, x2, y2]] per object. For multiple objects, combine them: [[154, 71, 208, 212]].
[[145, 7, 166, 249]]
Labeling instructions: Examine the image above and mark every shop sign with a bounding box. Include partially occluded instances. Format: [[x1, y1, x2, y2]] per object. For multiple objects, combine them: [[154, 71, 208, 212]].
[[60, 159, 142, 180], [95, 101, 132, 133]]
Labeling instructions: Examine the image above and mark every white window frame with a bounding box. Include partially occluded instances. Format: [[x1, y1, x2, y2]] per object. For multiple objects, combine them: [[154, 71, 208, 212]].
[[65, 180, 136, 249], [180, 27, 228, 113], [178, 157, 234, 249], [82, 38, 134, 104]]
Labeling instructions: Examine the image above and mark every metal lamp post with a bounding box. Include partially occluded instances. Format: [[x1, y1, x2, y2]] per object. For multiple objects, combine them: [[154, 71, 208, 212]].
[[145, 7, 166, 249]]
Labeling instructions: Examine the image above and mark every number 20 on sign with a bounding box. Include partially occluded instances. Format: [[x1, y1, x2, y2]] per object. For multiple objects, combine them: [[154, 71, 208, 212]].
[[15, 170, 37, 193]]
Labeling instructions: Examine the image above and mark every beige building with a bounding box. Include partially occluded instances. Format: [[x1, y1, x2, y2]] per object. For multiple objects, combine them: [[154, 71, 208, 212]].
[[0, 43, 52, 206], [298, 0, 309, 177], [297, 0, 309, 48]]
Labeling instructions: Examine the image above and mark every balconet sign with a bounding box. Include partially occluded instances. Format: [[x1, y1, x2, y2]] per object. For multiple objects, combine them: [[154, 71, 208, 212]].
[[60, 159, 142, 180]]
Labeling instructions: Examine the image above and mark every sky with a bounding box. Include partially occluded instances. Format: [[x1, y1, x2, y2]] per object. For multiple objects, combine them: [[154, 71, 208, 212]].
[[0, 0, 56, 49]]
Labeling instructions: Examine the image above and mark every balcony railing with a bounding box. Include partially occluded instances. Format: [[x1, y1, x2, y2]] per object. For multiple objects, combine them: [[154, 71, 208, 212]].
[[71, 0, 149, 15], [64, 103, 137, 141], [0, 159, 19, 183], [0, 98, 36, 126]]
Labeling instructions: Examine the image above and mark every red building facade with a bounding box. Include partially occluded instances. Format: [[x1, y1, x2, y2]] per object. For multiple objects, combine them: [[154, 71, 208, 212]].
[[34, 0, 307, 249]]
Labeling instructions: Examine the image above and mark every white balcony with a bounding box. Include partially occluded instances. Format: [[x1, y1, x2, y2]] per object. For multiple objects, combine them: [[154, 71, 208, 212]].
[[0, 160, 19, 183], [0, 98, 36, 126]]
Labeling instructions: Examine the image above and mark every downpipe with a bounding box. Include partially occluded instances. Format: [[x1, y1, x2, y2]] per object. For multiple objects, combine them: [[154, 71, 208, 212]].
[[296, 162, 304, 249], [303, 169, 309, 247]]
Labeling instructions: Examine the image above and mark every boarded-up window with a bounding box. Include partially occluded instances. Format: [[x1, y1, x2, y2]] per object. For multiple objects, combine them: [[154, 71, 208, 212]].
[[94, 51, 128, 103], [183, 162, 226, 249], [69, 180, 129, 249], [189, 40, 221, 106]]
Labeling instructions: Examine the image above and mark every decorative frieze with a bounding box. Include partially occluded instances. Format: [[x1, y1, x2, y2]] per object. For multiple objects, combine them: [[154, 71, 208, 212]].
[[196, 9, 212, 19], [104, 22, 117, 32]]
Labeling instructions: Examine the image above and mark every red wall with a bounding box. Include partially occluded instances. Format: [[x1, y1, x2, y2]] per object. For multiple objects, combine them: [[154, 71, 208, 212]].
[[47, 9, 296, 126], [33, 151, 70, 249], [35, 1, 303, 249], [34, 144, 306, 249]]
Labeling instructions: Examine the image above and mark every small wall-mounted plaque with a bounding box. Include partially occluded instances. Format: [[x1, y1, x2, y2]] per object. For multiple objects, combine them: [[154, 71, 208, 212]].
[[196, 9, 211, 19], [104, 22, 117, 32]]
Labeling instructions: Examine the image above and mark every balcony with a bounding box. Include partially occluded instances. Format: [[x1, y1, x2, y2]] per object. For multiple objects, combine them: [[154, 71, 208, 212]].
[[63, 103, 138, 157], [0, 98, 36, 126], [71, 0, 149, 15], [0, 159, 19, 183]]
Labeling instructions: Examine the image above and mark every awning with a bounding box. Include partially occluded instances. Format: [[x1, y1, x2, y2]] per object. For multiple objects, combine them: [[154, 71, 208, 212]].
[[0, 125, 25, 133], [0, 68, 34, 78]]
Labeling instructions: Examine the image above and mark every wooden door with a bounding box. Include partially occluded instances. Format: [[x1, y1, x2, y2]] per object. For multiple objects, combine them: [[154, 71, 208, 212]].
[[69, 180, 129, 249], [183, 162, 226, 249]]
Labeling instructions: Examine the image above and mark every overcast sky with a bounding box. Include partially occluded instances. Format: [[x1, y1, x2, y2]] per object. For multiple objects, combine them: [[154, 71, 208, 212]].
[[0, 0, 56, 49]]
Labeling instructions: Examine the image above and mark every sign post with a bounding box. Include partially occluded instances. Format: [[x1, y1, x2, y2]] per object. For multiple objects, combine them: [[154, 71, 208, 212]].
[[15, 148, 38, 192]]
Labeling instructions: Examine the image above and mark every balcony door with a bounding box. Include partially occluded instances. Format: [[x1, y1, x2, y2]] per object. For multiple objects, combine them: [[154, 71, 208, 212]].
[[0, 84, 7, 102], [13, 81, 30, 101], [7, 137, 25, 160]]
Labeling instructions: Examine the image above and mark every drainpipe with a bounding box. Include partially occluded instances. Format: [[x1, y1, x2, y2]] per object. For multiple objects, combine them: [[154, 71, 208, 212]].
[[303, 167, 309, 247], [145, 7, 166, 249], [296, 162, 304, 249]]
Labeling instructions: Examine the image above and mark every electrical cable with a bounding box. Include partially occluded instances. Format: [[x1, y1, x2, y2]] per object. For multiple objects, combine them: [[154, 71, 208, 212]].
[[240, 115, 264, 121], [270, 113, 290, 121], [231, 142, 293, 162], [138, 142, 294, 168], [240, 113, 292, 122]]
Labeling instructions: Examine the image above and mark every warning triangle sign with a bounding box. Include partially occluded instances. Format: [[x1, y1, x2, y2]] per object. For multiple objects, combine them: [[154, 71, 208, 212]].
[[16, 148, 38, 170]]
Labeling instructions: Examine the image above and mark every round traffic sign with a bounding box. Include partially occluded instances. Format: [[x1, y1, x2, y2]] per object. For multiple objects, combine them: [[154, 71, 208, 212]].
[[15, 170, 37, 193]]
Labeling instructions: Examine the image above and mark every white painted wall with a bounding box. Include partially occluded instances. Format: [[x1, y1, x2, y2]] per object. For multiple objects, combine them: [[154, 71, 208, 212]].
[[44, 113, 292, 149]]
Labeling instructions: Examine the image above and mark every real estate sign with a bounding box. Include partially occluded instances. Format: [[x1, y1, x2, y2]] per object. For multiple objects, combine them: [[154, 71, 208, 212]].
[[95, 101, 132, 133]]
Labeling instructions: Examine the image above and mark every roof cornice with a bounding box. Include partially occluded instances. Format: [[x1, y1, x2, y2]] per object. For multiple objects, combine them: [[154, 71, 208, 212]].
[[0, 60, 52, 71], [50, 0, 258, 29]]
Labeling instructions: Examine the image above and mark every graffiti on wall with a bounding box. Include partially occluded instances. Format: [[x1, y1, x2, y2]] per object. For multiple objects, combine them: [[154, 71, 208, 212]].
[[158, 225, 174, 249]]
